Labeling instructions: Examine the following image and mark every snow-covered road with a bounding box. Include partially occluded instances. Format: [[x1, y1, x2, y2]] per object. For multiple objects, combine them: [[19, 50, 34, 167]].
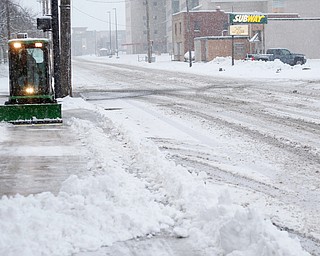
[[72, 57, 320, 254], [1, 55, 320, 255]]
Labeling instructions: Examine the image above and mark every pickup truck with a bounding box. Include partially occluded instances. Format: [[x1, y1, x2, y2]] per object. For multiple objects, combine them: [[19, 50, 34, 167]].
[[246, 48, 307, 66]]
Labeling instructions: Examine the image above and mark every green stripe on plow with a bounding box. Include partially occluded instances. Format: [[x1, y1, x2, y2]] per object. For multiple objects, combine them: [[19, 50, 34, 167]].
[[0, 103, 62, 124]]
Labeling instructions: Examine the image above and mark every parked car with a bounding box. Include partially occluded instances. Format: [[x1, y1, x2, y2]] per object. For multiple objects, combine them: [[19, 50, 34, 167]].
[[184, 51, 195, 62], [246, 48, 307, 66]]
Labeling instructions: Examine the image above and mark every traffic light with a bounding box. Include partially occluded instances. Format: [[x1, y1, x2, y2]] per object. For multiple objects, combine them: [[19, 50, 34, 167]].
[[37, 17, 52, 31]]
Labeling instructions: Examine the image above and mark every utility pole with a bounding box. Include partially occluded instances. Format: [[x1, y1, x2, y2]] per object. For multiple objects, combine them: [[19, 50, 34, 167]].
[[107, 11, 112, 55], [51, 0, 62, 98], [186, 0, 192, 67], [113, 8, 119, 58], [60, 0, 72, 97], [145, 0, 152, 63]]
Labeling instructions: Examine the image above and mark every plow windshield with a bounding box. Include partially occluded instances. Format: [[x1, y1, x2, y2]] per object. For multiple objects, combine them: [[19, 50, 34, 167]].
[[10, 46, 50, 97]]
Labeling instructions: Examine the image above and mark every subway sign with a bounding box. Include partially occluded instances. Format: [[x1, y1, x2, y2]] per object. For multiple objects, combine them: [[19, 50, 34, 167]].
[[230, 14, 268, 24]]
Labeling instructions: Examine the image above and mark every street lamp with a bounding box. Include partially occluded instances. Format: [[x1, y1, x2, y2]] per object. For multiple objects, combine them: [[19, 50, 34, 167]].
[[113, 8, 119, 58], [107, 11, 112, 56], [186, 0, 192, 67]]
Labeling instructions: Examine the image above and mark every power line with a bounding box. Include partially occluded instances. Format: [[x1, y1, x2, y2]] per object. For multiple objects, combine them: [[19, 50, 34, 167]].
[[72, 5, 126, 28], [72, 6, 109, 23]]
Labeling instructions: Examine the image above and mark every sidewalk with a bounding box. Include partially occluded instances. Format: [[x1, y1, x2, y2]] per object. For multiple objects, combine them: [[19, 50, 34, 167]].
[[0, 109, 89, 196]]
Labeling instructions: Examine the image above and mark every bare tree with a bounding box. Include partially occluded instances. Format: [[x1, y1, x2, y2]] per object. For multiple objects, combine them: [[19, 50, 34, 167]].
[[0, 0, 39, 62], [0, 0, 39, 41]]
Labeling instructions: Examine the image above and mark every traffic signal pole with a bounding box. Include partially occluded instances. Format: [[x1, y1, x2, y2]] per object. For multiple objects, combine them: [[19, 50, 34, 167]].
[[60, 0, 72, 97], [51, 0, 62, 98]]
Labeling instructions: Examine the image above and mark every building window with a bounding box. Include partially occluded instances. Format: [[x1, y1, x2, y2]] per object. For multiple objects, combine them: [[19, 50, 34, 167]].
[[179, 22, 182, 34], [194, 21, 200, 32], [175, 23, 177, 36]]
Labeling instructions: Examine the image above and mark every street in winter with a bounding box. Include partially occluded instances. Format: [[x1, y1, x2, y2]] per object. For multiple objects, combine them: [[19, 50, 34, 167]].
[[1, 54, 320, 255]]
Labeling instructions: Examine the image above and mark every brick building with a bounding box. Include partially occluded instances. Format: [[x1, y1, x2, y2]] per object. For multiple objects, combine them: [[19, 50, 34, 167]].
[[172, 8, 229, 61], [185, 0, 320, 58], [195, 36, 250, 62], [126, 0, 320, 59]]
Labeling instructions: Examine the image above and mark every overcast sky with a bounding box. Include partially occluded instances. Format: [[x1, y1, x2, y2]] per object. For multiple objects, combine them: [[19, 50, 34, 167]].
[[18, 0, 126, 31]]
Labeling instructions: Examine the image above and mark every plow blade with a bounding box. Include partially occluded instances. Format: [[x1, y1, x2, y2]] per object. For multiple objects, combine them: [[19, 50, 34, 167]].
[[0, 103, 62, 124]]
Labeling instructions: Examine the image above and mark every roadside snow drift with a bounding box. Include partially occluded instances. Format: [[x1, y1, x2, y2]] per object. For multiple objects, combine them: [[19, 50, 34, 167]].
[[1, 55, 317, 255], [0, 95, 310, 256]]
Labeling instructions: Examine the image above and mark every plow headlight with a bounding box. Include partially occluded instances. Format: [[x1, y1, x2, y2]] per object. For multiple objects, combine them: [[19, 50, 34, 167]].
[[25, 87, 35, 94], [35, 42, 43, 48], [13, 42, 22, 49]]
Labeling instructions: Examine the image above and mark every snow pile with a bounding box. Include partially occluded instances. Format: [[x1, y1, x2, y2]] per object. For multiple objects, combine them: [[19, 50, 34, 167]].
[[0, 59, 313, 255], [78, 54, 319, 81], [105, 107, 308, 256], [0, 98, 310, 255], [0, 163, 177, 255], [209, 57, 293, 78]]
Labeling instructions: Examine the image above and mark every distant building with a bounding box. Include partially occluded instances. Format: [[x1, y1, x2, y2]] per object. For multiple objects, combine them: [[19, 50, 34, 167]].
[[198, 0, 269, 12], [125, 0, 320, 58], [165, 0, 180, 53], [72, 27, 91, 56], [207, 0, 320, 58], [125, 0, 167, 54], [266, 0, 320, 58], [72, 28, 126, 56], [172, 7, 229, 61], [195, 36, 250, 62]]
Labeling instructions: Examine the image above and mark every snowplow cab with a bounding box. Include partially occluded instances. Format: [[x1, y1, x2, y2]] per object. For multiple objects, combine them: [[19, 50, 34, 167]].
[[0, 38, 62, 124], [7, 38, 54, 104]]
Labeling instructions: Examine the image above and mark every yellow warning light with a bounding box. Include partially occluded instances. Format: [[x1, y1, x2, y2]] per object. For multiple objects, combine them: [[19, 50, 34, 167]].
[[35, 42, 43, 48], [25, 87, 35, 94], [13, 42, 22, 49]]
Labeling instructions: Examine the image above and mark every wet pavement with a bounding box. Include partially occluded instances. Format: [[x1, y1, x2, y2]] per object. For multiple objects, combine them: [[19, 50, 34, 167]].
[[0, 119, 88, 196]]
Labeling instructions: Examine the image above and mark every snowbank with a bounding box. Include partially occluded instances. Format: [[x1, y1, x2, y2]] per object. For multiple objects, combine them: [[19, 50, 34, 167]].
[[76, 54, 320, 81], [0, 58, 313, 255]]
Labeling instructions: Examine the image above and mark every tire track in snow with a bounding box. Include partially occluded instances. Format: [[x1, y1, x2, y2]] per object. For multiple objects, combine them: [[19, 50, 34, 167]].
[[73, 59, 320, 255], [149, 137, 320, 256]]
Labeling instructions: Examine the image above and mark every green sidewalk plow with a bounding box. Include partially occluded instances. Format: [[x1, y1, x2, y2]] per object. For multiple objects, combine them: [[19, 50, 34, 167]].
[[0, 103, 62, 124]]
